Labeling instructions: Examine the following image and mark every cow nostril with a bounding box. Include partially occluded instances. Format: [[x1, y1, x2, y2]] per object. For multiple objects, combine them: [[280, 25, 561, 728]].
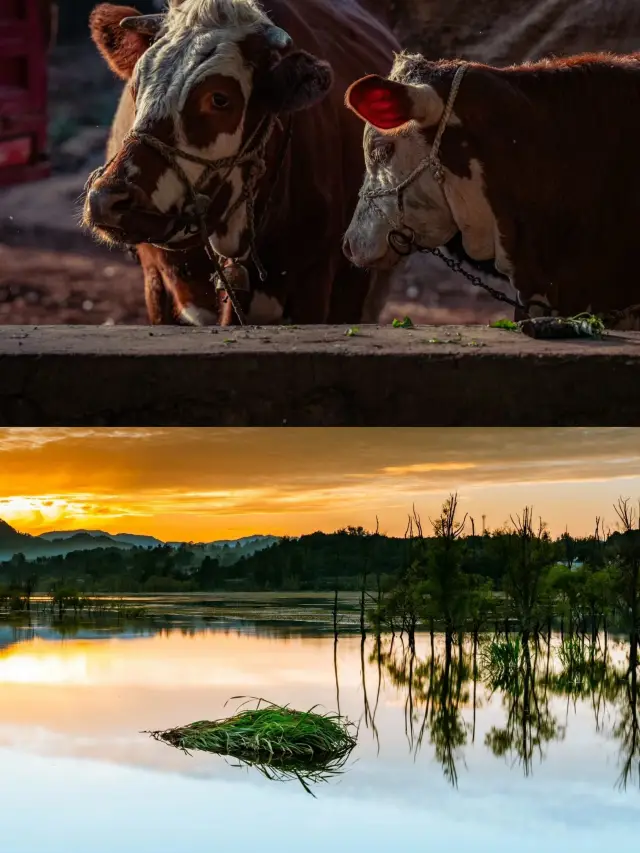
[[87, 189, 131, 227], [110, 197, 132, 214], [342, 236, 354, 261]]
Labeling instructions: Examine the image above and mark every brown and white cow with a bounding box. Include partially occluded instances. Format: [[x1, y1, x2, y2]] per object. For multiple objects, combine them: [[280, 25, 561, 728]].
[[84, 0, 399, 325], [343, 51, 640, 326]]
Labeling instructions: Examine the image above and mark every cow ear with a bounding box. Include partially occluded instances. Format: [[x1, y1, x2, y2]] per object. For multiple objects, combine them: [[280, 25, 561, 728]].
[[345, 74, 441, 131], [258, 50, 333, 113], [345, 75, 415, 129], [89, 4, 154, 81]]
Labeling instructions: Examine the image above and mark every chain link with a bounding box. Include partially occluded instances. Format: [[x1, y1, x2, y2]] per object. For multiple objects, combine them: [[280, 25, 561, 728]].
[[419, 245, 527, 312]]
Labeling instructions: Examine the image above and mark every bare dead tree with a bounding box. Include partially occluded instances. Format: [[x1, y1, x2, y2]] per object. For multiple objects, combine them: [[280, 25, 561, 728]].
[[510, 506, 534, 541], [430, 493, 467, 541], [615, 497, 637, 533], [374, 514, 382, 624], [411, 503, 424, 539]]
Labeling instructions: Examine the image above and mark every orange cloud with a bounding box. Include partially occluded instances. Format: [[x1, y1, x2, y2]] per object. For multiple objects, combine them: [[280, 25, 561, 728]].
[[0, 428, 639, 539]]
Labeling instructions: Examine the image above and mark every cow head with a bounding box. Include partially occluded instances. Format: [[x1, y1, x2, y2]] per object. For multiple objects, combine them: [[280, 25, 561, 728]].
[[84, 1, 333, 260], [342, 71, 459, 270]]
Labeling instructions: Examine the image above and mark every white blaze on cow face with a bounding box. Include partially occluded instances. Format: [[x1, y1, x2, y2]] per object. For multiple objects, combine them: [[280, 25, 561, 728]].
[[343, 67, 507, 275], [89, 1, 334, 259], [344, 123, 458, 269], [343, 75, 460, 268], [131, 23, 258, 256]]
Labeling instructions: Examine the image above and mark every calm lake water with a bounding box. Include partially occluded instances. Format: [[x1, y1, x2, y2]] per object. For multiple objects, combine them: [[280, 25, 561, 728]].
[[0, 597, 638, 852]]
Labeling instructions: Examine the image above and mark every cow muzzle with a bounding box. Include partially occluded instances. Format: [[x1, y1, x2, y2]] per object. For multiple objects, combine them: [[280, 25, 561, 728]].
[[84, 180, 179, 246]]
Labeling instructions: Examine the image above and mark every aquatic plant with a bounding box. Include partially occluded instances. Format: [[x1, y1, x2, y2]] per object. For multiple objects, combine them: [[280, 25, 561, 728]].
[[481, 636, 523, 693], [222, 749, 356, 794], [147, 698, 358, 793]]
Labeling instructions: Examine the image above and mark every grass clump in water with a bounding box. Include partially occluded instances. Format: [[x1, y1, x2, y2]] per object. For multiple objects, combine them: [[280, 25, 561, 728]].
[[146, 697, 358, 794], [480, 636, 522, 693]]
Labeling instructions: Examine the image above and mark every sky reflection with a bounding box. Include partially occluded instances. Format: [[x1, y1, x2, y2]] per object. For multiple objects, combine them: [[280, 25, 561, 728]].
[[0, 624, 638, 853]]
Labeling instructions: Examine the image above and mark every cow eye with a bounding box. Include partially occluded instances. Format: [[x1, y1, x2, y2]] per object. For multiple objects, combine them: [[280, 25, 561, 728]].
[[212, 93, 230, 109]]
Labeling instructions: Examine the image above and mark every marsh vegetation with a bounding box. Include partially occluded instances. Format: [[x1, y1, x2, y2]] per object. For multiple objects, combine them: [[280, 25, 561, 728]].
[[1, 598, 639, 799], [2, 493, 640, 796]]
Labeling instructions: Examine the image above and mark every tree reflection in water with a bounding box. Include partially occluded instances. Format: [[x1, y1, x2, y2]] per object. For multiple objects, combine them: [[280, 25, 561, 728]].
[[368, 631, 640, 790], [372, 631, 470, 786], [482, 634, 564, 776], [613, 642, 640, 790]]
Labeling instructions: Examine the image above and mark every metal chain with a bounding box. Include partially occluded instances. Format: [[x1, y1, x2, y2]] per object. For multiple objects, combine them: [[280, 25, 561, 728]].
[[418, 245, 527, 312]]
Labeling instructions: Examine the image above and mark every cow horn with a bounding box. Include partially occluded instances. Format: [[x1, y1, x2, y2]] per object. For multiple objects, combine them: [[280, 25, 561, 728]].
[[264, 26, 292, 50], [119, 14, 164, 35]]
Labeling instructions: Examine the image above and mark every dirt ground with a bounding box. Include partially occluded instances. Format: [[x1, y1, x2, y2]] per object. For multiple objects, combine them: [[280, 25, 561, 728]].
[[0, 240, 509, 325], [0, 244, 147, 325]]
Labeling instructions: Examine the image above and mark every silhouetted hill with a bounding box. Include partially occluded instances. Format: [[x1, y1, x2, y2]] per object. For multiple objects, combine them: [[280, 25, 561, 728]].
[[0, 519, 48, 561], [50, 532, 133, 552], [0, 519, 22, 543], [39, 529, 163, 548], [0, 519, 280, 563], [0, 522, 136, 561], [211, 535, 281, 548]]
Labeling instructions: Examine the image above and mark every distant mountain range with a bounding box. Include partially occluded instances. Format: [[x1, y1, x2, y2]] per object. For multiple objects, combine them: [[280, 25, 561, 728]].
[[172, 535, 280, 549], [39, 529, 163, 548], [0, 519, 278, 562]]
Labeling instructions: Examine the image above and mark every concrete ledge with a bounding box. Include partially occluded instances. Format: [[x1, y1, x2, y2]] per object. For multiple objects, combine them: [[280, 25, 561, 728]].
[[0, 324, 639, 426]]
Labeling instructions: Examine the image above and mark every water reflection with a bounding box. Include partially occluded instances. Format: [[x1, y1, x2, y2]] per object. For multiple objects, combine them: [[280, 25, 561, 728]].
[[369, 630, 640, 791], [0, 611, 639, 798], [482, 636, 563, 778]]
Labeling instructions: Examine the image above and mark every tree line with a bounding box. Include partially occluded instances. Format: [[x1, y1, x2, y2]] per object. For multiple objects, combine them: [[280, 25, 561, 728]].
[[0, 496, 638, 646]]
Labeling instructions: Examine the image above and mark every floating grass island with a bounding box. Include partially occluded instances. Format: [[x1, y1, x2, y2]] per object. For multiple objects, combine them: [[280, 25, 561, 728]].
[[146, 698, 358, 793]]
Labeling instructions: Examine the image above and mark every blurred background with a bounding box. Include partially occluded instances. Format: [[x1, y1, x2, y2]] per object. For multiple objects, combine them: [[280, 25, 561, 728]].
[[0, 0, 638, 325]]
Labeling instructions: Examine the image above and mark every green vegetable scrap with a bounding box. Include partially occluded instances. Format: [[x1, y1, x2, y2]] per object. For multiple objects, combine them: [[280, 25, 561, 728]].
[[490, 319, 519, 331], [392, 317, 414, 329]]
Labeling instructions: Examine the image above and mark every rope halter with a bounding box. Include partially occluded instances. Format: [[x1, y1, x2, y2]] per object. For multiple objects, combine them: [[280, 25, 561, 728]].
[[360, 63, 468, 256], [128, 114, 279, 323], [86, 113, 290, 325]]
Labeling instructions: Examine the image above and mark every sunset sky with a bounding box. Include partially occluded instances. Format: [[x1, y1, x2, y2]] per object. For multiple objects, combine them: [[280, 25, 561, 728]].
[[0, 428, 639, 541]]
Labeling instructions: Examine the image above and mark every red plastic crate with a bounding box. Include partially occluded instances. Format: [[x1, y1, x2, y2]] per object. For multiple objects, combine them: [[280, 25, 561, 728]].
[[0, 0, 52, 187]]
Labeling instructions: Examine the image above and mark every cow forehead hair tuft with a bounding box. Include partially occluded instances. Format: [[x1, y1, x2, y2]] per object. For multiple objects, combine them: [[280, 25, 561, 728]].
[[166, 0, 271, 31]]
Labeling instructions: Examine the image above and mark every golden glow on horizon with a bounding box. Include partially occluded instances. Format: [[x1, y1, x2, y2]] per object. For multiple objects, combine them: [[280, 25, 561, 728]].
[[1, 428, 640, 539], [0, 634, 342, 689]]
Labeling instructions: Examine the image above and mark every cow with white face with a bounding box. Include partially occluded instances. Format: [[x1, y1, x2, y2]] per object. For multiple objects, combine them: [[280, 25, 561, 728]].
[[85, 0, 331, 261], [342, 59, 500, 279], [343, 74, 459, 271], [84, 0, 400, 325], [343, 50, 640, 325]]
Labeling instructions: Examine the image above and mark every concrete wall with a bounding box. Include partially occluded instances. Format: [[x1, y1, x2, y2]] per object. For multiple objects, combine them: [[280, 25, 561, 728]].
[[1, 325, 639, 426]]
